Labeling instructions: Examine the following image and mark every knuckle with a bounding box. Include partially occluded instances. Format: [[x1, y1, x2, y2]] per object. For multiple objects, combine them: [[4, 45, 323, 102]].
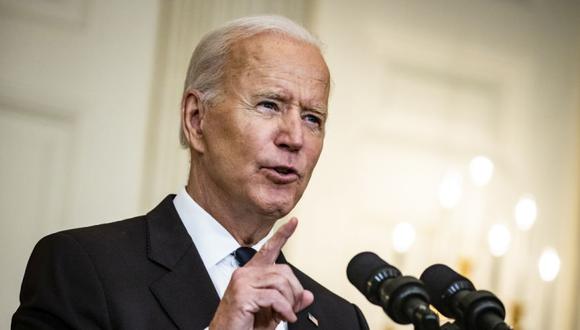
[[275, 264, 293, 276], [280, 264, 292, 273], [230, 268, 247, 281], [272, 273, 287, 287], [259, 243, 272, 255]]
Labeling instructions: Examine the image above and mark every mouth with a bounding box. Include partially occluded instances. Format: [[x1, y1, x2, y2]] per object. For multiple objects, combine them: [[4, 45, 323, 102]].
[[261, 165, 300, 184], [273, 166, 297, 175]]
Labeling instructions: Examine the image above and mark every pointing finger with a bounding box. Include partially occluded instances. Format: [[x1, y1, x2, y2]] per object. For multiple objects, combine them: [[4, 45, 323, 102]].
[[248, 217, 298, 266]]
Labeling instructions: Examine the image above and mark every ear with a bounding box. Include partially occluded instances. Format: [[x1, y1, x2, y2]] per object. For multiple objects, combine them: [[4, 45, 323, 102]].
[[181, 88, 207, 153]]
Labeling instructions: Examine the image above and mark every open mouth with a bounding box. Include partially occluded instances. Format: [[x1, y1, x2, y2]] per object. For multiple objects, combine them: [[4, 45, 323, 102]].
[[272, 166, 297, 175], [262, 165, 300, 183]]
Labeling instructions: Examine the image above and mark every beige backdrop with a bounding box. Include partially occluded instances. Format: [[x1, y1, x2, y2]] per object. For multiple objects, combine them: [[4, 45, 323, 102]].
[[1, 1, 579, 329]]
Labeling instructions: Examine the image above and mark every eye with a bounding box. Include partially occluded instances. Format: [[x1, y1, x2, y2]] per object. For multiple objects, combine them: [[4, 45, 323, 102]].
[[257, 100, 279, 112], [303, 113, 323, 127]]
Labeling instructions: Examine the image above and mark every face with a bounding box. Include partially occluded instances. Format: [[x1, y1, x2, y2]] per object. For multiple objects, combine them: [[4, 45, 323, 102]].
[[194, 33, 330, 220]]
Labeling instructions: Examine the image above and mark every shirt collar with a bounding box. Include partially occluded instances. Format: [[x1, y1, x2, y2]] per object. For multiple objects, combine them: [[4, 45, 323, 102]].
[[173, 187, 271, 270]]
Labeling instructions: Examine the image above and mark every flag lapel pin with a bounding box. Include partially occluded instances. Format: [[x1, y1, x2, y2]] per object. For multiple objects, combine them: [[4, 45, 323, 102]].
[[307, 312, 319, 327]]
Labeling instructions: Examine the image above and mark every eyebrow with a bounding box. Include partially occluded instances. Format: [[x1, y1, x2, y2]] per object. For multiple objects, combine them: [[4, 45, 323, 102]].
[[255, 91, 328, 114], [255, 91, 289, 102]]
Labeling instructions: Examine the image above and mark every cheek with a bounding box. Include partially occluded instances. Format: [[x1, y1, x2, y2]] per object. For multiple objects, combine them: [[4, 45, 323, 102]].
[[210, 113, 257, 156], [241, 121, 276, 152], [305, 137, 324, 164]]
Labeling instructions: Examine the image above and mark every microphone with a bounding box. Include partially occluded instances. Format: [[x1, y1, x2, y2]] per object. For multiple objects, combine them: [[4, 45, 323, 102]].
[[347, 252, 440, 330], [420, 264, 512, 330]]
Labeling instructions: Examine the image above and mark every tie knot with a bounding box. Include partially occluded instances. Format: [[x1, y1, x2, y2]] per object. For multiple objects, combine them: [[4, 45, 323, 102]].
[[233, 247, 257, 267]]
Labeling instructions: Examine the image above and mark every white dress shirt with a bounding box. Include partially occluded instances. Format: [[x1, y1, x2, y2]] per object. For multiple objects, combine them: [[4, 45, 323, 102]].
[[173, 187, 288, 330]]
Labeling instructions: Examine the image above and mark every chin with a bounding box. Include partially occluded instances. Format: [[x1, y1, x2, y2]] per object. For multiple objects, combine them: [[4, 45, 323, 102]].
[[258, 201, 294, 219], [254, 194, 298, 219], [251, 183, 304, 219]]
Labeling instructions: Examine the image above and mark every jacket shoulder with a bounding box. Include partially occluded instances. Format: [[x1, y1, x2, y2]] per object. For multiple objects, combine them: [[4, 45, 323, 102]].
[[290, 264, 369, 329], [290, 265, 351, 305], [59, 215, 146, 238]]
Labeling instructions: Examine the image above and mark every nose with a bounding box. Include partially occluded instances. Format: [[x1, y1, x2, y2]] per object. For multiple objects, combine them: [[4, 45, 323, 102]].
[[275, 111, 303, 152]]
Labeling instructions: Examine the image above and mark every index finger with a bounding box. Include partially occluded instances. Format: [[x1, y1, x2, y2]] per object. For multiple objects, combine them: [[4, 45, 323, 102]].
[[248, 217, 298, 266]]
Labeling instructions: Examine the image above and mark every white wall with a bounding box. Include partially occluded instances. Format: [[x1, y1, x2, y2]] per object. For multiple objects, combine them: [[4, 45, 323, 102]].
[[143, 1, 580, 329], [1, 1, 579, 329], [287, 1, 580, 329], [0, 0, 159, 327]]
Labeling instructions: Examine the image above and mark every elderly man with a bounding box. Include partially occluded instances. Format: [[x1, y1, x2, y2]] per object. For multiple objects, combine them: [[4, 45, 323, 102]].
[[13, 16, 368, 330]]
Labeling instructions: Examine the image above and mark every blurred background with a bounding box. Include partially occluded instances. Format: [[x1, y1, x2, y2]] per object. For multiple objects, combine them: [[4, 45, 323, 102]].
[[1, 0, 579, 329]]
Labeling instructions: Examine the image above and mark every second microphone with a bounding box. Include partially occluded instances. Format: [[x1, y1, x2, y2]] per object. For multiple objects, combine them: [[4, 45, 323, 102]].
[[347, 252, 440, 330]]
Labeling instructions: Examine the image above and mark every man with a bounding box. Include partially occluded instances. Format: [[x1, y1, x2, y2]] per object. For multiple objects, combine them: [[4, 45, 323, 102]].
[[13, 15, 369, 330]]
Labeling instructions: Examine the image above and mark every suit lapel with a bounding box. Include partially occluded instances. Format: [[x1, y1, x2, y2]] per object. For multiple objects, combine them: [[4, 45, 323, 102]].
[[289, 308, 321, 330], [277, 254, 320, 330], [144, 197, 321, 329], [146, 195, 220, 329]]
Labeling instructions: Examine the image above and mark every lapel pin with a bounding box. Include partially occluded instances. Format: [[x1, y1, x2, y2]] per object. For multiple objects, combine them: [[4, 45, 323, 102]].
[[307, 312, 319, 327]]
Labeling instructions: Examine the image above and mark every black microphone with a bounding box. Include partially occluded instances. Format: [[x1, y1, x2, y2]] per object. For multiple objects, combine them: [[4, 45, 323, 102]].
[[420, 264, 512, 330], [347, 252, 440, 330]]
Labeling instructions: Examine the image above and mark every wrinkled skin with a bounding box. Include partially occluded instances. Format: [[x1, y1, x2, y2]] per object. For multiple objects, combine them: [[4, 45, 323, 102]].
[[181, 33, 330, 330], [183, 32, 330, 244]]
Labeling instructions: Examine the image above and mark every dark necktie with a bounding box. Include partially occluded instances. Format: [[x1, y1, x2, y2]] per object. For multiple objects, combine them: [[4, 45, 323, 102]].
[[233, 247, 257, 266]]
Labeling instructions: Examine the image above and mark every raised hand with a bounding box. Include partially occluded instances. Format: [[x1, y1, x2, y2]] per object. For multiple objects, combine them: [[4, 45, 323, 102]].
[[208, 218, 314, 330]]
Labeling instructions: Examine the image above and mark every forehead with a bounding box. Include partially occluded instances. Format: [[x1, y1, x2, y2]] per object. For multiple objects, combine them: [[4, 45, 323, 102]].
[[225, 33, 330, 98]]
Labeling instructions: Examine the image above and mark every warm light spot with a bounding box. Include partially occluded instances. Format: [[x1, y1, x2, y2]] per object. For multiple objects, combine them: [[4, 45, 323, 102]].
[[469, 156, 494, 187], [515, 195, 537, 230], [392, 222, 416, 253], [487, 224, 511, 257], [538, 248, 560, 282]]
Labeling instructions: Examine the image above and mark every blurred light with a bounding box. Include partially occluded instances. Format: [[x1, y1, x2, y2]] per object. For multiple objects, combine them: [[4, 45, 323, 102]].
[[469, 156, 494, 186], [392, 222, 416, 253], [438, 171, 463, 209], [538, 248, 560, 282], [487, 224, 511, 257], [514, 195, 537, 230]]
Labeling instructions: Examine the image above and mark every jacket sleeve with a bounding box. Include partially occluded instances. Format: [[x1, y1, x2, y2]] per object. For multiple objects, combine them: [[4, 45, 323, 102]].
[[12, 232, 111, 330], [353, 304, 370, 330]]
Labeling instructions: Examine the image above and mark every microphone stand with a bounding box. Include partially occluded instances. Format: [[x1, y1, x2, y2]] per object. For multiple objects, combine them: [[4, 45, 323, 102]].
[[407, 301, 440, 330], [440, 322, 462, 330], [438, 320, 512, 330]]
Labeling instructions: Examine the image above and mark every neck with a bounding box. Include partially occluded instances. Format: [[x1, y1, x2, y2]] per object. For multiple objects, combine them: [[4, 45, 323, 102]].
[[186, 166, 276, 246]]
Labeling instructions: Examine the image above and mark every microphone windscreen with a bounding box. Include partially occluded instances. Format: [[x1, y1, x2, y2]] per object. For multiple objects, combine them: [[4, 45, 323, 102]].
[[346, 252, 389, 295], [420, 264, 475, 317]]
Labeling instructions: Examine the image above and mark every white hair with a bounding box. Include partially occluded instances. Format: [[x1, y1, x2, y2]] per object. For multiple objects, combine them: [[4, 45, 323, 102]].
[[180, 15, 323, 147]]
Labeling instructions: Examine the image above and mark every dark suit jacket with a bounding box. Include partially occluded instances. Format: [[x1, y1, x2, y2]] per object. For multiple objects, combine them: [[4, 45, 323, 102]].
[[12, 195, 368, 329]]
